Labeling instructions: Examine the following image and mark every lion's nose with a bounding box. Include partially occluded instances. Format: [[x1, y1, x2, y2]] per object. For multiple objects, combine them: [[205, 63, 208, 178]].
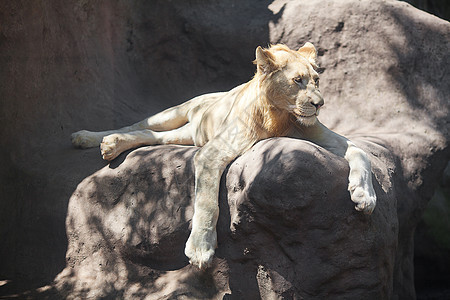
[[310, 96, 324, 109], [311, 102, 322, 109]]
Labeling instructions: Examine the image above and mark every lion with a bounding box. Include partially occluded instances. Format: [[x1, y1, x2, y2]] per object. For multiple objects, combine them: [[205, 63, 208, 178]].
[[71, 43, 376, 269]]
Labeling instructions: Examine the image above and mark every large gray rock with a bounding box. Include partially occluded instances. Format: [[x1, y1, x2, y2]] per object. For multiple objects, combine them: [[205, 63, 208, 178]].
[[0, 0, 448, 299], [53, 138, 398, 299]]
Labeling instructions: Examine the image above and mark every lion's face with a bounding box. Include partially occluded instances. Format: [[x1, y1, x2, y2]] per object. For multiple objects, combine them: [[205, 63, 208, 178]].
[[255, 43, 324, 127]]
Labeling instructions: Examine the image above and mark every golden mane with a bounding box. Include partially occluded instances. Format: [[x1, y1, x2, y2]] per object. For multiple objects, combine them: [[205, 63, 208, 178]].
[[241, 44, 299, 140], [240, 77, 292, 140]]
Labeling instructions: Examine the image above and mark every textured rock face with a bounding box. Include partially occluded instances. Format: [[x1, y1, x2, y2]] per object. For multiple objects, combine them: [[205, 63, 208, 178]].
[[54, 139, 398, 299], [0, 0, 448, 299]]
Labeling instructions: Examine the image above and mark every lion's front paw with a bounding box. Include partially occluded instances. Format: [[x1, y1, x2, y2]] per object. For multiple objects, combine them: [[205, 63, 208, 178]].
[[71, 130, 102, 149], [100, 134, 125, 161], [348, 183, 376, 215], [184, 228, 217, 270]]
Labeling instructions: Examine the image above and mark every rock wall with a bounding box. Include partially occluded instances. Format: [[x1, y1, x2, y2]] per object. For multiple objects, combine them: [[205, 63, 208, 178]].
[[0, 0, 448, 298]]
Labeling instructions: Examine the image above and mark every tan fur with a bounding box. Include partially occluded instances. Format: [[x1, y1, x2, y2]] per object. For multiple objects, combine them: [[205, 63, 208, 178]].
[[72, 43, 376, 269]]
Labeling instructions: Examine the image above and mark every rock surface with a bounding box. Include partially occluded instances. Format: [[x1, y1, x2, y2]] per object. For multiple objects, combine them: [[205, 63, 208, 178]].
[[0, 0, 448, 299], [53, 139, 398, 299]]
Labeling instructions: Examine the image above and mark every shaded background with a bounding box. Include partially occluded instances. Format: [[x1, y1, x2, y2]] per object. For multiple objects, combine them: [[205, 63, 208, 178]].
[[396, 1, 450, 297], [0, 0, 274, 294], [0, 0, 449, 298], [405, 0, 450, 20]]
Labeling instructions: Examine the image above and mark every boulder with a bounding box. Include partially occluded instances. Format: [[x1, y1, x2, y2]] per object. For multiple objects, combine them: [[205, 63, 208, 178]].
[[0, 0, 448, 299], [53, 138, 398, 299]]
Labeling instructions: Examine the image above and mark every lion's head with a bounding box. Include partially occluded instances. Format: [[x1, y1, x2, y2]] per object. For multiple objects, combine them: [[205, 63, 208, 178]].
[[255, 43, 324, 127]]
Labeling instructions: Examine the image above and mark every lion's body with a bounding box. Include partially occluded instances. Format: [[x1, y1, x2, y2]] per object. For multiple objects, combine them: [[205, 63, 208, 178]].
[[72, 43, 376, 269]]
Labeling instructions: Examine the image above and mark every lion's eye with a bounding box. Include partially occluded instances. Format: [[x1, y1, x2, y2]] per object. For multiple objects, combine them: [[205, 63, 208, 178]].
[[293, 77, 304, 87], [315, 78, 319, 86]]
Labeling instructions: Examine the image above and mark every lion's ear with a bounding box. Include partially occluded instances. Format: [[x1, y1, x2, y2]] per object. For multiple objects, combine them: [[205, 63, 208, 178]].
[[255, 46, 278, 74], [298, 42, 318, 67]]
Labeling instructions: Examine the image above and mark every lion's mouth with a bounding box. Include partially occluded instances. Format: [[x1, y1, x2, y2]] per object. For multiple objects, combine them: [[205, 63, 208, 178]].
[[292, 109, 319, 118], [287, 105, 320, 118], [294, 112, 317, 118]]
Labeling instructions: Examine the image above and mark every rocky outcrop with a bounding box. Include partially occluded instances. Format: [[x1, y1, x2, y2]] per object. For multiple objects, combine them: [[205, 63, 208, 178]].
[[52, 138, 399, 299], [0, 0, 448, 299]]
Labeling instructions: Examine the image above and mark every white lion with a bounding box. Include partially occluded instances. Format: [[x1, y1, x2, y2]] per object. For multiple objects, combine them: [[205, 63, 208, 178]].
[[72, 43, 376, 269]]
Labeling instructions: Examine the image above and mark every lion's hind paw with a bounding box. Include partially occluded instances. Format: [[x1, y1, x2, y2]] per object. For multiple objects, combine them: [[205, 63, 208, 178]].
[[71, 130, 102, 149]]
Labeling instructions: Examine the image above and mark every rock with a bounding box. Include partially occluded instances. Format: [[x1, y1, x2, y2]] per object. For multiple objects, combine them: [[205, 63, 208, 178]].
[[265, 1, 450, 298], [53, 138, 398, 299], [0, 0, 448, 299]]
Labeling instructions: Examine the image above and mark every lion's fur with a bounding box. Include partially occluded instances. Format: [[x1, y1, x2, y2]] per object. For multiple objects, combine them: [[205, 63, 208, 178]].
[[71, 43, 377, 269]]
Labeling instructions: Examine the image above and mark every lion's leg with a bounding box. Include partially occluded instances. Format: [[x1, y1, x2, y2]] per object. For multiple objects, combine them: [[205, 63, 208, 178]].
[[184, 131, 255, 269], [100, 124, 193, 161], [295, 122, 376, 214], [71, 102, 192, 149], [184, 148, 225, 269], [71, 92, 227, 149], [184, 145, 231, 269], [344, 140, 376, 214]]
